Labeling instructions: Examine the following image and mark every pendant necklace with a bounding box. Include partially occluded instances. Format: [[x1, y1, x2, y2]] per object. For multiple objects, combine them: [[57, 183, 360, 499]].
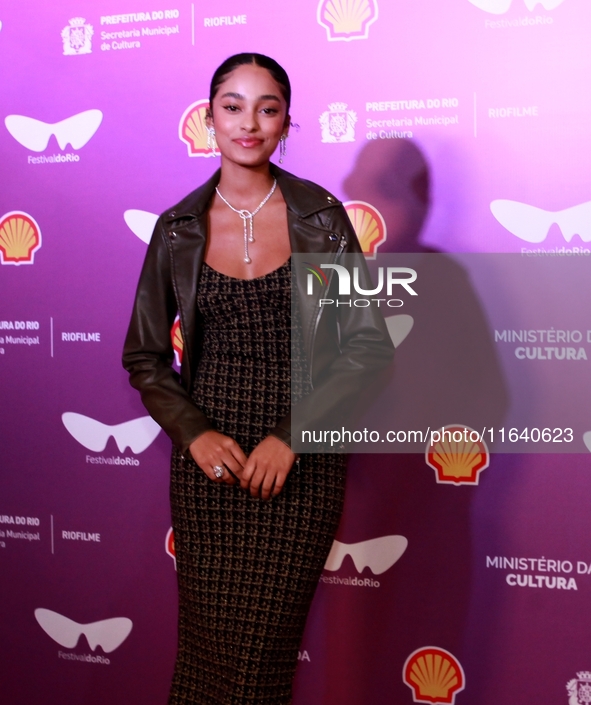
[[215, 178, 277, 263]]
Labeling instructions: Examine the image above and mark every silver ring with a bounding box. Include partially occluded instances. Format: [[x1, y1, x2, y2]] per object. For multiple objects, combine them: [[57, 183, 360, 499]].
[[213, 465, 224, 478]]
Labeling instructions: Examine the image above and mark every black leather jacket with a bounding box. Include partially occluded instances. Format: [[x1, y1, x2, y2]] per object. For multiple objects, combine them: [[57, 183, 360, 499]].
[[122, 164, 394, 452]]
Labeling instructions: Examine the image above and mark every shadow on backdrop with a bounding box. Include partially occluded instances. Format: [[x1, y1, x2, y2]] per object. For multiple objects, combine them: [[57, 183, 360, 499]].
[[297, 139, 509, 704]]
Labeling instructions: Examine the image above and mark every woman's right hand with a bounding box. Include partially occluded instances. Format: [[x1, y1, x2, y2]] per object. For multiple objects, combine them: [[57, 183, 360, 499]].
[[189, 430, 247, 484]]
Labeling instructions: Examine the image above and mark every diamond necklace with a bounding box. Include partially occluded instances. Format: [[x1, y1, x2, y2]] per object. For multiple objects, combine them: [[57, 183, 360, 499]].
[[215, 178, 277, 263]]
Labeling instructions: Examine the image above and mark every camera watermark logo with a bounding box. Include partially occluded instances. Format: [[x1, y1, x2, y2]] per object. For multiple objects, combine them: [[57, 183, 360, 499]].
[[304, 261, 418, 309]]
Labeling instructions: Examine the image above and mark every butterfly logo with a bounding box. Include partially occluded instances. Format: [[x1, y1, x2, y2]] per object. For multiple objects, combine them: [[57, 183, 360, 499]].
[[124, 209, 158, 244], [4, 110, 103, 152], [385, 314, 414, 348], [61, 412, 161, 454], [491, 199, 591, 243], [468, 0, 565, 14], [35, 608, 132, 653], [324, 535, 408, 574]]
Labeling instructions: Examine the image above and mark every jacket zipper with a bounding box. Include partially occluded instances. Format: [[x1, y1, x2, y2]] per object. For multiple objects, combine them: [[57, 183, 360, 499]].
[[308, 234, 347, 389]]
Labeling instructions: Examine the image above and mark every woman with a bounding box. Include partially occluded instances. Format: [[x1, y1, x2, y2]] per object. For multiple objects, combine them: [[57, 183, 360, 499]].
[[123, 53, 393, 705]]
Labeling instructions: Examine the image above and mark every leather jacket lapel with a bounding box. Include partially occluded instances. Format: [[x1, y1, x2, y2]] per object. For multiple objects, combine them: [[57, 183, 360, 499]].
[[161, 167, 345, 391]]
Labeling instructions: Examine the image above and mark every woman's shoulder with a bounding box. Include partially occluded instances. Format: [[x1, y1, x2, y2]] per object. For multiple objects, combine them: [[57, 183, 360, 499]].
[[272, 165, 342, 217], [273, 166, 361, 251], [160, 170, 220, 223]]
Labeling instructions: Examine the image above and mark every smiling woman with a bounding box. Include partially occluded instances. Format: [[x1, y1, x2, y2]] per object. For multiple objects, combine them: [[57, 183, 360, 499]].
[[123, 53, 394, 705], [204, 56, 292, 278]]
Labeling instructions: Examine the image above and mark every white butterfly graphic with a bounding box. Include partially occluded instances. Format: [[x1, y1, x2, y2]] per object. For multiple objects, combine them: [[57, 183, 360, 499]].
[[468, 0, 565, 14], [491, 200, 591, 243], [124, 209, 158, 244], [35, 608, 132, 653], [5, 109, 103, 152], [385, 314, 414, 348], [61, 412, 161, 454], [324, 535, 408, 575]]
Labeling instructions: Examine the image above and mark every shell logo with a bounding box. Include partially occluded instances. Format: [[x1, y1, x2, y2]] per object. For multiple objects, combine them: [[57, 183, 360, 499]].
[[171, 316, 183, 366], [403, 647, 465, 704], [165, 527, 176, 569], [0, 211, 42, 265], [317, 0, 379, 41], [343, 201, 387, 257], [425, 425, 490, 485], [178, 99, 219, 157]]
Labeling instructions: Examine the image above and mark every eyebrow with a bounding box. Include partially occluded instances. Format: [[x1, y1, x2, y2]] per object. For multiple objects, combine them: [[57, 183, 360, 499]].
[[220, 92, 281, 102]]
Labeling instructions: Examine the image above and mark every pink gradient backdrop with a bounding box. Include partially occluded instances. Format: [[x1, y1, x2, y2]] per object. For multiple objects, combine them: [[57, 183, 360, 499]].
[[1, 1, 591, 703]]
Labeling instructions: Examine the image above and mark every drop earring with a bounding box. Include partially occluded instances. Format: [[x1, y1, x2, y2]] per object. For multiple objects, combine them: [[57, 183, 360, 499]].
[[207, 126, 216, 153], [279, 135, 287, 164]]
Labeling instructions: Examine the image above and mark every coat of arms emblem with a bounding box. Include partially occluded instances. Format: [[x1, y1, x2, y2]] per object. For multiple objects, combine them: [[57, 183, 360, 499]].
[[319, 103, 357, 143], [61, 18, 93, 56], [567, 672, 591, 705]]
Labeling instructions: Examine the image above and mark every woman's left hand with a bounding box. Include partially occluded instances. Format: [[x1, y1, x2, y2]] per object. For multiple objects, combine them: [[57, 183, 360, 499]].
[[241, 436, 296, 500]]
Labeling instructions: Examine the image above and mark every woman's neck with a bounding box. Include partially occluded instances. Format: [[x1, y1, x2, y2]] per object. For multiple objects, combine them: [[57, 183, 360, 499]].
[[216, 160, 276, 208]]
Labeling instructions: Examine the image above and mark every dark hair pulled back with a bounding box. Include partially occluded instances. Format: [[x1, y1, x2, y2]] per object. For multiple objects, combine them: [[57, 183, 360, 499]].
[[209, 53, 291, 112]]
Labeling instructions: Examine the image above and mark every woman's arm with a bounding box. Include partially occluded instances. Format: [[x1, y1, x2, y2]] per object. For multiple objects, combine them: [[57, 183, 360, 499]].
[[122, 218, 214, 453]]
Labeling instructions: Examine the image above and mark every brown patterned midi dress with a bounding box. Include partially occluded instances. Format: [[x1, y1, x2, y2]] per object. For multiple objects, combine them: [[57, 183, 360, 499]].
[[168, 259, 347, 705]]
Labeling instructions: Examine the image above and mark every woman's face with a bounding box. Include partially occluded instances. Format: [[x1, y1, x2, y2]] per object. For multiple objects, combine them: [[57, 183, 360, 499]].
[[209, 63, 290, 169]]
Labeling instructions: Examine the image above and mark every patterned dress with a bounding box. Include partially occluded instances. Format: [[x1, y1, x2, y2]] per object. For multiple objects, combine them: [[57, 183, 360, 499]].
[[169, 259, 347, 705]]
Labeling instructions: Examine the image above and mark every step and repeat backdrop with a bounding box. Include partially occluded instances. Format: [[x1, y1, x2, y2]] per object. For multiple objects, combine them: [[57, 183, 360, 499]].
[[2, 1, 591, 704]]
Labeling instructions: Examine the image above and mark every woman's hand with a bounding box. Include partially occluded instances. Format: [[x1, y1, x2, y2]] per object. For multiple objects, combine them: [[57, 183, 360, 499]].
[[241, 435, 296, 500], [189, 430, 247, 484]]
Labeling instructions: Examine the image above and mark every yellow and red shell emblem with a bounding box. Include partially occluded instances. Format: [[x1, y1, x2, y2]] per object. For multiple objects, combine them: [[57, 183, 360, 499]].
[[343, 201, 386, 257], [0, 211, 42, 265], [178, 99, 219, 157], [403, 647, 465, 704], [171, 316, 184, 366], [165, 527, 176, 569], [426, 425, 489, 485], [317, 0, 379, 41]]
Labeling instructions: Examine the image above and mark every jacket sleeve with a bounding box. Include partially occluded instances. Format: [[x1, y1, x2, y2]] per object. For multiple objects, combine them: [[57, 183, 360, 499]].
[[122, 218, 213, 452], [269, 207, 395, 450]]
